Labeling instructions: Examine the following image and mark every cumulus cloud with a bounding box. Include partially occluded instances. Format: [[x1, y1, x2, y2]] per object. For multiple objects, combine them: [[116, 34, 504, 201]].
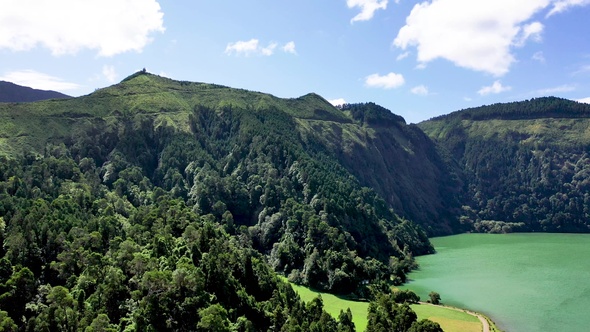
[[0, 0, 164, 56], [328, 98, 347, 106], [283, 41, 297, 54], [347, 0, 388, 23], [365, 72, 405, 89], [225, 39, 295, 56], [225, 39, 260, 56], [102, 65, 118, 83], [547, 0, 590, 16], [411, 85, 429, 95], [393, 0, 550, 76], [478, 80, 511, 96], [0, 70, 80, 91], [577, 97, 590, 104]]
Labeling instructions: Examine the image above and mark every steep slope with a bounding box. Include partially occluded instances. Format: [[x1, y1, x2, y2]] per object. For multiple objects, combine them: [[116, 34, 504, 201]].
[[298, 103, 464, 235], [0, 80, 70, 102], [0, 74, 461, 236], [0, 71, 459, 297], [419, 97, 590, 232]]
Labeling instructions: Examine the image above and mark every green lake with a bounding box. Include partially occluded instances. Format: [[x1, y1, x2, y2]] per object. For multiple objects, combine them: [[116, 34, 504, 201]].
[[402, 233, 590, 332]]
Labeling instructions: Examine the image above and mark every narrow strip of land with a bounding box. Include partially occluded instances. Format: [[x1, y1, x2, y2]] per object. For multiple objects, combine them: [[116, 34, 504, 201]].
[[419, 302, 490, 332]]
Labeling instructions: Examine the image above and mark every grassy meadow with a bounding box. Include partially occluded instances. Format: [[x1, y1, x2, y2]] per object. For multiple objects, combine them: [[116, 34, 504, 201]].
[[288, 281, 482, 332]]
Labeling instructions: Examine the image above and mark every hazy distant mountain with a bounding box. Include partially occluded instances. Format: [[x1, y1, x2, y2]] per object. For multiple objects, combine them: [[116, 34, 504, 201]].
[[0, 80, 70, 102]]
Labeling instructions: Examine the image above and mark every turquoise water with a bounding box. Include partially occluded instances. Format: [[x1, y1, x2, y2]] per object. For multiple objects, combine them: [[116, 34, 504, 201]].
[[402, 233, 590, 332]]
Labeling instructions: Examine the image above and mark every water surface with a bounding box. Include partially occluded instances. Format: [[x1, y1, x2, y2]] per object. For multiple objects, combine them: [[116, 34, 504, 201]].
[[403, 233, 590, 332]]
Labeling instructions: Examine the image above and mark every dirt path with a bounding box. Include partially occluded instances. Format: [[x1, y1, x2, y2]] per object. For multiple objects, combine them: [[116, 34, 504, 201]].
[[419, 302, 490, 332]]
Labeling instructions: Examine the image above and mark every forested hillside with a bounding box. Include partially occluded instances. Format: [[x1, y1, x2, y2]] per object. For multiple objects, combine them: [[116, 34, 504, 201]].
[[420, 97, 590, 233], [0, 72, 448, 330]]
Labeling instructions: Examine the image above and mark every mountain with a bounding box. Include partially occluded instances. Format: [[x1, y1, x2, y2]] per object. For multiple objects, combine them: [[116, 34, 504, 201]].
[[0, 80, 71, 102], [3, 71, 588, 330], [419, 97, 590, 232], [0, 71, 457, 294]]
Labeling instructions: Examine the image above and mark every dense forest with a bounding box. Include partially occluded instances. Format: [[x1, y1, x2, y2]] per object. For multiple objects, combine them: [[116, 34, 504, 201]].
[[420, 97, 590, 232], [0, 72, 445, 330], [3, 71, 590, 330]]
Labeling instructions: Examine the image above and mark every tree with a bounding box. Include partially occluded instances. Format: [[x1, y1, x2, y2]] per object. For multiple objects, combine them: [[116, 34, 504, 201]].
[[428, 291, 441, 305], [392, 289, 420, 304], [197, 304, 231, 332], [337, 308, 355, 332], [366, 294, 417, 332], [0, 310, 17, 332], [409, 319, 443, 332], [85, 314, 117, 332]]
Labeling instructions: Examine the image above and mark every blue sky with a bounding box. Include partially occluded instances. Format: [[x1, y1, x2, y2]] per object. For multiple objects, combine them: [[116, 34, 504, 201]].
[[1, 0, 590, 123]]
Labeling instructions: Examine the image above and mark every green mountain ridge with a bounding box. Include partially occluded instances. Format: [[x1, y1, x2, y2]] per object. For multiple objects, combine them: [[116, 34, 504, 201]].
[[0, 71, 451, 330], [0, 72, 460, 235], [0, 71, 447, 291], [419, 96, 590, 232], [1, 71, 588, 330]]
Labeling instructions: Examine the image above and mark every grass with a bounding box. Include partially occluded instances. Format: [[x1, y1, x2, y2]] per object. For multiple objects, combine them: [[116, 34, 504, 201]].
[[411, 304, 480, 332], [288, 280, 485, 332], [289, 282, 370, 332]]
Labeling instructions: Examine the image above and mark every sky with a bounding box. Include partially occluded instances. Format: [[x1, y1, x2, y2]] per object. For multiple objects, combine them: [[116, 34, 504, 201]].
[[1, 0, 590, 123]]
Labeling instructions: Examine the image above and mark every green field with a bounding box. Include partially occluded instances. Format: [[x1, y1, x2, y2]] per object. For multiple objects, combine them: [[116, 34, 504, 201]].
[[289, 283, 370, 331], [411, 304, 480, 332], [288, 281, 482, 332]]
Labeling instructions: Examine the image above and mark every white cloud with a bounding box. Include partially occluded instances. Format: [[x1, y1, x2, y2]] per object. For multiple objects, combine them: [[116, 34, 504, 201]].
[[283, 41, 297, 54], [394, 0, 550, 76], [577, 97, 590, 104], [411, 85, 429, 95], [347, 0, 388, 23], [515, 22, 544, 46], [365, 72, 405, 89], [396, 51, 410, 61], [0, 0, 164, 57], [478, 80, 511, 96], [537, 84, 576, 94], [0, 70, 80, 91], [547, 0, 590, 16], [102, 65, 118, 83], [225, 39, 260, 56], [328, 98, 347, 106], [532, 51, 546, 62], [261, 42, 278, 56], [225, 39, 295, 56]]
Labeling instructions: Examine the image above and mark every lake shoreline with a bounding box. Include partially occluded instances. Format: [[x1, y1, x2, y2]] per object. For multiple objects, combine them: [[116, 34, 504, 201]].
[[406, 233, 590, 332], [417, 302, 503, 332]]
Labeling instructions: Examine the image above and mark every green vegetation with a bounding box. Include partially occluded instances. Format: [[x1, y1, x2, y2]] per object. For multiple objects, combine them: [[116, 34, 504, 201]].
[[291, 281, 486, 332], [4, 71, 590, 329], [410, 305, 480, 332], [428, 292, 441, 305], [0, 71, 450, 330], [420, 97, 590, 233], [290, 282, 370, 331]]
